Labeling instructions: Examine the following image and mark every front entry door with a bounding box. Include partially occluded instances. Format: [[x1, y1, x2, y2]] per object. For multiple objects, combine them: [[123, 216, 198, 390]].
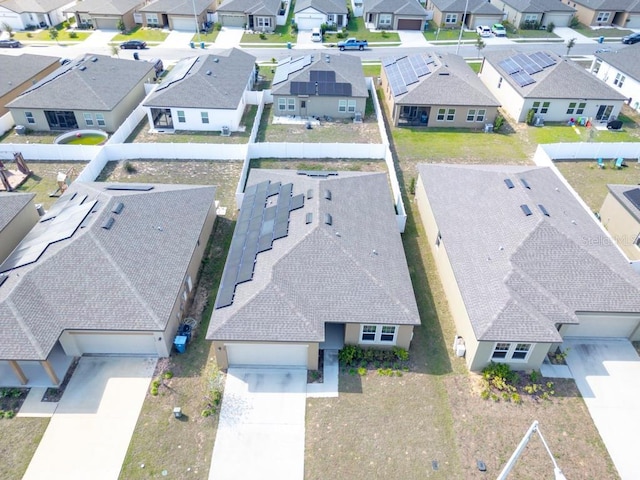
[[596, 105, 613, 121]]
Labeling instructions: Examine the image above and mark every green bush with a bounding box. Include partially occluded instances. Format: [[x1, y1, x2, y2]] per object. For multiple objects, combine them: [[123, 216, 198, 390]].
[[409, 178, 416, 195], [547, 21, 555, 33], [493, 113, 505, 132], [163, 371, 174, 380], [69, 31, 77, 38], [482, 361, 518, 385], [4, 410, 15, 419], [526, 108, 535, 125], [259, 32, 267, 40], [393, 347, 409, 361], [569, 16, 579, 28], [357, 367, 367, 376], [123, 161, 137, 173], [338, 345, 362, 365]]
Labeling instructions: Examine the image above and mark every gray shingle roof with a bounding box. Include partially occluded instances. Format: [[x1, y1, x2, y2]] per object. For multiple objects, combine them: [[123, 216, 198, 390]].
[[429, 0, 503, 14], [483, 50, 627, 100], [207, 169, 420, 343], [0, 0, 74, 13], [216, 0, 280, 16], [271, 53, 368, 98], [596, 44, 640, 82], [6, 54, 155, 111], [496, 0, 575, 13], [139, 0, 214, 15], [418, 164, 640, 343], [0, 192, 35, 233], [143, 49, 256, 109], [385, 52, 500, 107], [66, 0, 143, 15], [295, 0, 348, 14], [0, 54, 59, 98], [0, 182, 216, 361], [572, 0, 636, 11], [365, 0, 427, 15], [608, 184, 640, 222]]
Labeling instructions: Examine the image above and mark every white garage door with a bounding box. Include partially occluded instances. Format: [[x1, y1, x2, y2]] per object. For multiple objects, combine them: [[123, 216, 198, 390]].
[[94, 17, 119, 30], [226, 343, 308, 367], [626, 15, 640, 28], [295, 14, 324, 30], [542, 13, 572, 27], [171, 17, 197, 31], [220, 14, 245, 27], [70, 332, 158, 355], [564, 316, 640, 338]]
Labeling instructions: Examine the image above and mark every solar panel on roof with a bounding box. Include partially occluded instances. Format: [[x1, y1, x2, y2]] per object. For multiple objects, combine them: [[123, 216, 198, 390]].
[[273, 55, 312, 85], [499, 58, 520, 75], [289, 194, 304, 211], [267, 181, 281, 197], [310, 70, 336, 83], [382, 57, 396, 67], [257, 234, 273, 252], [623, 188, 640, 211], [409, 54, 430, 77], [385, 63, 408, 96], [511, 70, 536, 87], [530, 51, 556, 68], [236, 259, 255, 283], [512, 53, 542, 75], [397, 57, 418, 85], [105, 184, 154, 191]]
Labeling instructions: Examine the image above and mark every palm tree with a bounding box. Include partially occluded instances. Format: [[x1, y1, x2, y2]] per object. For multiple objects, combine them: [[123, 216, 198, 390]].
[[565, 37, 576, 56]]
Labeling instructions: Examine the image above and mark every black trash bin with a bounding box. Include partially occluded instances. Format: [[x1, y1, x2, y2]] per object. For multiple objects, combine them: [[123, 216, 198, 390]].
[[133, 52, 139, 60]]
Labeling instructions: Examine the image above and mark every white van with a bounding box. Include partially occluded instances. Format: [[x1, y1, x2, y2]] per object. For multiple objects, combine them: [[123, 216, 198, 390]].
[[311, 28, 322, 42]]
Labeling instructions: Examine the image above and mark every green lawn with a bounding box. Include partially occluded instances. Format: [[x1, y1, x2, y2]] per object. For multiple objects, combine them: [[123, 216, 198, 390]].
[[13, 29, 91, 42], [112, 26, 169, 42], [467, 61, 482, 73], [423, 21, 477, 41], [362, 63, 381, 77], [242, 28, 297, 43], [508, 28, 559, 39], [0, 418, 50, 480], [325, 17, 400, 42], [191, 30, 219, 43], [528, 123, 640, 144], [571, 23, 633, 37]]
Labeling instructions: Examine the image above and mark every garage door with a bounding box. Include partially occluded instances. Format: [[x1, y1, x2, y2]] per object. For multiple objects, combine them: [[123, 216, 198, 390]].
[[397, 18, 422, 30], [542, 13, 572, 27], [220, 14, 245, 27], [625, 15, 640, 28], [470, 16, 502, 29], [94, 17, 119, 30], [295, 14, 324, 30], [171, 16, 196, 31], [564, 316, 640, 338], [226, 343, 308, 367], [70, 332, 158, 355]]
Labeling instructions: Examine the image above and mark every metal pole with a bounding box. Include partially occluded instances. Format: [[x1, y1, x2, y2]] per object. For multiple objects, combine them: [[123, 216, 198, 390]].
[[496, 421, 539, 480], [455, 0, 469, 55]]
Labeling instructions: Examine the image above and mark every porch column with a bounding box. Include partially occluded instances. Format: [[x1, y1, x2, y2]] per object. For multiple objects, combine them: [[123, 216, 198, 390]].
[[9, 361, 28, 385], [40, 360, 60, 385]]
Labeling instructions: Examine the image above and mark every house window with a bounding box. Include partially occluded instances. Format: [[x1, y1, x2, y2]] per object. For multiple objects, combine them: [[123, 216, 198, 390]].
[[446, 108, 455, 121], [146, 13, 159, 26], [445, 13, 457, 24], [83, 113, 94, 126], [287, 98, 295, 111], [476, 109, 486, 122], [491, 342, 533, 361], [524, 14, 537, 22], [95, 113, 105, 126], [278, 98, 286, 111], [512, 343, 531, 360], [576, 102, 586, 114], [257, 17, 272, 28], [347, 100, 356, 113], [491, 342, 510, 359], [497, 77, 503, 89], [301, 100, 306, 108], [436, 108, 446, 121], [327, 14, 334, 23], [25, 112, 35, 124], [177, 110, 186, 123], [541, 102, 550, 114], [466, 109, 486, 122], [532, 101, 540, 113], [466, 109, 476, 122], [566, 102, 576, 114], [338, 100, 347, 112], [360, 325, 397, 344], [614, 73, 626, 88], [201, 112, 209, 124], [379, 14, 392, 26], [596, 11, 610, 22]]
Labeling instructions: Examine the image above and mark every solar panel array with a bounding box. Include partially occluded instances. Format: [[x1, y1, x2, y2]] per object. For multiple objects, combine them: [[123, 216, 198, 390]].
[[215, 180, 305, 309], [310, 70, 335, 83], [273, 55, 312, 85], [289, 69, 351, 97], [623, 188, 640, 211], [497, 51, 557, 88], [384, 53, 435, 97], [0, 197, 97, 274]]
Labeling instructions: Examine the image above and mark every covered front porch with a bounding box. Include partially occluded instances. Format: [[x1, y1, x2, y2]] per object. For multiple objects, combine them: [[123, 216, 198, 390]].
[[397, 105, 430, 127], [0, 343, 73, 388]]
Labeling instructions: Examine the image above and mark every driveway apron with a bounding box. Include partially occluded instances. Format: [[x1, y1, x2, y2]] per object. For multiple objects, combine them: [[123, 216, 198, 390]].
[[564, 339, 640, 480], [23, 357, 156, 480], [209, 368, 307, 480]]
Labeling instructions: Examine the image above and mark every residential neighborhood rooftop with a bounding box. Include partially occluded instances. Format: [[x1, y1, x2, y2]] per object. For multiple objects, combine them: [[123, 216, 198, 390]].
[[365, 0, 428, 15], [294, 0, 347, 14], [595, 45, 640, 82], [607, 184, 640, 222], [418, 164, 640, 343], [0, 192, 35, 232], [0, 0, 73, 13], [0, 54, 60, 98], [216, 0, 281, 16], [64, 0, 144, 14], [140, 0, 213, 14], [429, 0, 503, 14], [494, 0, 575, 13]]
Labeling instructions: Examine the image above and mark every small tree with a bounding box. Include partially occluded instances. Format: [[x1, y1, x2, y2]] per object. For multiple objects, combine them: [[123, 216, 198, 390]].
[[48, 27, 59, 43], [475, 36, 486, 58], [117, 19, 126, 33], [565, 37, 576, 56], [546, 21, 555, 33], [110, 44, 119, 57], [2, 22, 13, 38]]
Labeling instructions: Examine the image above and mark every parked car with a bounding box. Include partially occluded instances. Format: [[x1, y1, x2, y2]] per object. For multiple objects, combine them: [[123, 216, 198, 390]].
[[476, 25, 491, 37], [311, 27, 322, 42], [492, 23, 507, 37], [621, 32, 640, 44], [0, 39, 22, 48], [337, 38, 368, 51], [120, 40, 147, 50]]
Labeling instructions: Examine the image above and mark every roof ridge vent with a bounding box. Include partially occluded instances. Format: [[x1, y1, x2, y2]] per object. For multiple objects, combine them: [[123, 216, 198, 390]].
[[111, 202, 124, 214], [324, 213, 332, 225], [520, 204, 532, 216], [101, 217, 115, 229], [324, 189, 331, 200], [206, 70, 212, 75], [79, 65, 87, 71]]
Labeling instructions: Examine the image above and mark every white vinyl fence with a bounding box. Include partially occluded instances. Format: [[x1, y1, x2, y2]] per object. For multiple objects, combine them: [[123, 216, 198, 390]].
[[0, 113, 14, 137]]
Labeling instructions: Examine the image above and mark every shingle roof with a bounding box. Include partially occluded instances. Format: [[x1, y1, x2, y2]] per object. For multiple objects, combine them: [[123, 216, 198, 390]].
[[0, 182, 216, 361], [0, 0, 74, 14], [0, 54, 59, 98], [418, 164, 640, 343], [608, 184, 640, 222], [66, 0, 143, 15], [143, 49, 256, 109], [571, 0, 636, 11], [365, 0, 427, 15], [6, 54, 155, 111], [495, 0, 575, 13], [385, 52, 500, 107], [207, 170, 420, 343], [271, 53, 368, 98], [0, 192, 35, 233], [596, 44, 640, 82], [216, 0, 280, 16], [429, 0, 503, 15], [139, 0, 214, 15], [295, 0, 347, 14], [483, 50, 627, 100]]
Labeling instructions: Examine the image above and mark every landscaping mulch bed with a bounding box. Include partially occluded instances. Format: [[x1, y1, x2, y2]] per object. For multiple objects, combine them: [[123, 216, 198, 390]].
[[42, 357, 80, 402], [0, 388, 30, 416]]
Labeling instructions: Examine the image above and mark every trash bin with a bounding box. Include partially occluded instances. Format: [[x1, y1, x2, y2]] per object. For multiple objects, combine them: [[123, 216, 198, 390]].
[[200, 41, 205, 49], [190, 41, 195, 48], [287, 41, 291, 49], [133, 52, 139, 60], [173, 335, 188, 353], [598, 36, 604, 44]]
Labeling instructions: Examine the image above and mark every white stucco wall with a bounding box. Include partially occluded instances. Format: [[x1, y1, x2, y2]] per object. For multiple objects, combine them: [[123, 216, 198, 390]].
[[478, 60, 525, 121], [594, 61, 640, 111]]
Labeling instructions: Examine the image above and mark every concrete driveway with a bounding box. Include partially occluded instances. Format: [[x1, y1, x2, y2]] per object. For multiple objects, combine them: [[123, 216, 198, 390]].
[[209, 368, 307, 480], [23, 356, 156, 480], [564, 339, 640, 480]]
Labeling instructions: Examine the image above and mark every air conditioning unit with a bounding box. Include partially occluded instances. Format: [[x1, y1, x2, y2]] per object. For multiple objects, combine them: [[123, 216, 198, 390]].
[[353, 112, 362, 124], [220, 125, 230, 136]]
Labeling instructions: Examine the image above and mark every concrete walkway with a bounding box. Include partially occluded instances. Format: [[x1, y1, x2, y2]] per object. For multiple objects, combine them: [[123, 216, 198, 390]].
[[564, 339, 640, 480], [23, 357, 156, 480], [215, 26, 244, 48], [209, 368, 307, 480], [307, 349, 339, 398]]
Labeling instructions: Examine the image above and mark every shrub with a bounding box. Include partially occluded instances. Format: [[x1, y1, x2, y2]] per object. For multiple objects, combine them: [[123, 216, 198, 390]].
[[482, 361, 518, 385], [201, 408, 213, 417], [163, 371, 173, 380], [393, 347, 409, 361], [526, 108, 535, 125], [62, 21, 70, 29], [215, 22, 222, 31], [547, 21, 555, 33], [259, 32, 267, 40], [357, 367, 367, 376], [27, 32, 33, 38], [529, 370, 540, 383], [493, 113, 505, 132], [409, 177, 416, 195], [377, 368, 393, 376], [569, 15, 579, 28], [123, 161, 137, 173], [4, 410, 15, 419], [69, 31, 77, 38], [338, 345, 362, 365]]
